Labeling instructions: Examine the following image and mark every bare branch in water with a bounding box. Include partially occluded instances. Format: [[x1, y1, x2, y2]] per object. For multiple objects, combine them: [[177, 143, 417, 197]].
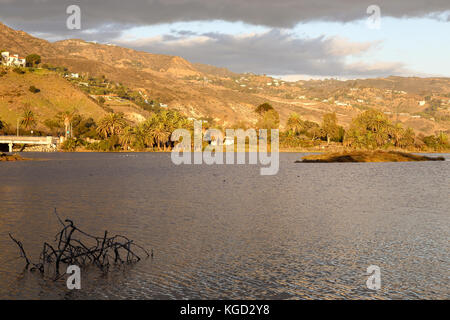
[[9, 210, 151, 278]]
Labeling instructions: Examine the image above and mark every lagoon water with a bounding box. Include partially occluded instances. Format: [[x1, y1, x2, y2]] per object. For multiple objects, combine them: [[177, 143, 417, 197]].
[[0, 152, 448, 299]]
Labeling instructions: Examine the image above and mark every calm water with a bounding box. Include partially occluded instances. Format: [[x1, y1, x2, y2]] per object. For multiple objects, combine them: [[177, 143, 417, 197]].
[[0, 152, 448, 300]]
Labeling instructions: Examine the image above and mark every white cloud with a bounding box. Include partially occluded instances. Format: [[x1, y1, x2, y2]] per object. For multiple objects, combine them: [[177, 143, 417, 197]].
[[116, 29, 410, 78]]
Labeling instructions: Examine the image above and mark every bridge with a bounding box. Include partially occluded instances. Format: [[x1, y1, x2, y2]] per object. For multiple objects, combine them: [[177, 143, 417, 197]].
[[0, 136, 59, 152]]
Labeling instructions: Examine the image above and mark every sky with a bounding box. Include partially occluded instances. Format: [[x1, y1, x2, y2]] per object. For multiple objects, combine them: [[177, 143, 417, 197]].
[[0, 0, 449, 80]]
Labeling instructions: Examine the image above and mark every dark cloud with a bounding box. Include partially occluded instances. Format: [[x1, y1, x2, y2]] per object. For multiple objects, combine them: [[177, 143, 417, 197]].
[[0, 0, 448, 33], [0, 0, 442, 77], [116, 29, 410, 78]]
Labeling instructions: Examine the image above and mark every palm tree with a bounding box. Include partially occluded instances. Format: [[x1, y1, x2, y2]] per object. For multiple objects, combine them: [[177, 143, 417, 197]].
[[61, 110, 77, 138], [286, 113, 304, 134], [437, 131, 449, 149], [96, 113, 127, 138], [119, 126, 135, 150], [389, 123, 404, 147], [109, 113, 127, 136], [96, 118, 110, 139], [20, 109, 37, 134], [149, 123, 171, 151], [134, 123, 152, 150]]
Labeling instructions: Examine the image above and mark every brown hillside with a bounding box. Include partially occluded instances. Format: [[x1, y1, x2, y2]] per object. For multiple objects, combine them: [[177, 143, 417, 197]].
[[0, 67, 106, 130], [0, 21, 449, 135]]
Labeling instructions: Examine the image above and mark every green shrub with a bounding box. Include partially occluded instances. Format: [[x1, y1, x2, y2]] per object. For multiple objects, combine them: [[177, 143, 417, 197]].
[[86, 136, 120, 151], [29, 85, 40, 93], [13, 67, 25, 74], [60, 138, 80, 152]]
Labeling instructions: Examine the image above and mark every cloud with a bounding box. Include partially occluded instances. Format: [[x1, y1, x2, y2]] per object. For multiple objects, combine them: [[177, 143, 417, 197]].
[[0, 0, 449, 33], [116, 29, 411, 78], [0, 1, 440, 77]]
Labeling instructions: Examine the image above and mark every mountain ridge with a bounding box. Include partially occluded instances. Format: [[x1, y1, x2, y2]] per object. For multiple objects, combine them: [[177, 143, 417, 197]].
[[1, 21, 449, 135]]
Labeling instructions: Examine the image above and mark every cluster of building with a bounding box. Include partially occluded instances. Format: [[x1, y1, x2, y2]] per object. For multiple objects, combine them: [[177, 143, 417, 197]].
[[1, 51, 26, 67]]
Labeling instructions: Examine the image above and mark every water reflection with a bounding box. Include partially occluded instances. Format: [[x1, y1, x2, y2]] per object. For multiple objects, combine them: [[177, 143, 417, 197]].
[[0, 153, 448, 299]]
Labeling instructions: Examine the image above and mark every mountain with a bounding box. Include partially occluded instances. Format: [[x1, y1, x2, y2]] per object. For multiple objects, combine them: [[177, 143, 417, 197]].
[[1, 21, 449, 135], [0, 23, 63, 57]]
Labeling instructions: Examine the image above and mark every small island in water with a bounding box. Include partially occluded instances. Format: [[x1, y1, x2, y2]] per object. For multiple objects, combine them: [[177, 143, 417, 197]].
[[0, 153, 28, 162], [298, 150, 446, 163]]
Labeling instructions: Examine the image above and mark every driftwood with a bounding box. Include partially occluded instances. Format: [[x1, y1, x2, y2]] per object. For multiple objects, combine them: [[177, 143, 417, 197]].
[[9, 209, 151, 277]]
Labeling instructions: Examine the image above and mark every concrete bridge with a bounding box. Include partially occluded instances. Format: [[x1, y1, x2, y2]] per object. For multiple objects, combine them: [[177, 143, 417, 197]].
[[0, 136, 59, 152]]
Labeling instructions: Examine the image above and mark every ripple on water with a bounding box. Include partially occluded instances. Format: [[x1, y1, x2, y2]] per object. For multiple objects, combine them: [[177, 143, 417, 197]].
[[0, 152, 448, 299]]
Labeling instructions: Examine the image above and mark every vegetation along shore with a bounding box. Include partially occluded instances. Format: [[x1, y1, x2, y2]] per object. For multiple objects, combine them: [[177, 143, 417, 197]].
[[0, 153, 27, 161], [1, 98, 449, 153], [299, 150, 446, 163]]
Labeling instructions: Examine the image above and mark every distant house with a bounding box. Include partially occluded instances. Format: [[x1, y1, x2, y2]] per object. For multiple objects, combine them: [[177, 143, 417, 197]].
[[223, 137, 234, 146], [418, 100, 426, 106], [64, 73, 79, 79], [209, 136, 234, 146], [1, 52, 26, 67]]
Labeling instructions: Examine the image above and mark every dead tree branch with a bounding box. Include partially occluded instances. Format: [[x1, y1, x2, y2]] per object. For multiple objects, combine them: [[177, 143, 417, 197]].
[[9, 211, 151, 278]]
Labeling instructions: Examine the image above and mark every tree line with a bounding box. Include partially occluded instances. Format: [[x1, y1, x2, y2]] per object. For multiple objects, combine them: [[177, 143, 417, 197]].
[[0, 103, 448, 152], [282, 107, 449, 151]]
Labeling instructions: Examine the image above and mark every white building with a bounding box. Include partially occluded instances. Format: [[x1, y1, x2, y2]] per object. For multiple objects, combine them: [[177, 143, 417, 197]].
[[210, 136, 234, 146], [1, 52, 26, 67], [418, 101, 426, 106]]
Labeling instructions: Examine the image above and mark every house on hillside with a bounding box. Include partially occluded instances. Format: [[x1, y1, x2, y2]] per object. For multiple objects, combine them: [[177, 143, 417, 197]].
[[334, 101, 348, 106], [1, 52, 26, 67]]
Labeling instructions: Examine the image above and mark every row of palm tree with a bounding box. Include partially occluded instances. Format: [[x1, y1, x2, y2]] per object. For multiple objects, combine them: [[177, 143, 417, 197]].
[[344, 109, 417, 149], [96, 110, 192, 151], [283, 109, 449, 150]]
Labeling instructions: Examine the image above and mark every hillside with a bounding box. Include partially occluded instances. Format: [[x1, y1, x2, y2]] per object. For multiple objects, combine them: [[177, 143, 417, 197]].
[[0, 21, 449, 135], [0, 67, 106, 130]]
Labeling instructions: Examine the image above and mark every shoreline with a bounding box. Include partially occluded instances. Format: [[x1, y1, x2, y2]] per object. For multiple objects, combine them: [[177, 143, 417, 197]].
[[9, 149, 450, 154], [298, 150, 446, 163], [0, 153, 29, 161]]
